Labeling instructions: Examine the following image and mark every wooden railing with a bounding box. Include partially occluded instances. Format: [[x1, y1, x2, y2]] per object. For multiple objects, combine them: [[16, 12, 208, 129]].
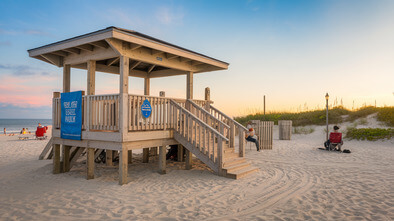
[[186, 99, 230, 141], [128, 94, 170, 131], [209, 105, 248, 157], [128, 94, 211, 131], [170, 100, 229, 173], [87, 94, 119, 131]]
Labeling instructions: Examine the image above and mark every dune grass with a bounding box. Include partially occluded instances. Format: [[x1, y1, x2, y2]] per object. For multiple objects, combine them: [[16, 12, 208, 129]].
[[346, 128, 393, 141], [235, 106, 394, 127]]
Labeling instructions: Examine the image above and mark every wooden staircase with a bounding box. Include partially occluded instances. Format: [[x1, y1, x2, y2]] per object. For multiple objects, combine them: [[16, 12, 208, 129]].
[[171, 100, 258, 179]]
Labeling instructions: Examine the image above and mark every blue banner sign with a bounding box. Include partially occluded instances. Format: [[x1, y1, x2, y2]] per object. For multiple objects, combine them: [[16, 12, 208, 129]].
[[141, 99, 152, 118], [61, 91, 82, 140]]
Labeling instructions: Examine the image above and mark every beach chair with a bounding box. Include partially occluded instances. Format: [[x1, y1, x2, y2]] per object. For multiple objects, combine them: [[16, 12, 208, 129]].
[[18, 135, 30, 140], [35, 127, 47, 140], [329, 132, 342, 151]]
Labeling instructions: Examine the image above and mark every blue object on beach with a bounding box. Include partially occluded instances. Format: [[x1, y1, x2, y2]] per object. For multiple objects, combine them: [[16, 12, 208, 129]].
[[141, 99, 152, 118], [61, 91, 82, 140]]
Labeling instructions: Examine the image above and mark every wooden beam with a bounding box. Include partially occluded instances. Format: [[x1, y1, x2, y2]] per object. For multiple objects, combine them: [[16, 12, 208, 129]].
[[106, 38, 198, 72], [72, 63, 148, 78], [166, 53, 178, 60], [87, 60, 96, 95], [187, 72, 193, 100], [41, 54, 63, 67], [106, 57, 119, 66], [130, 43, 142, 51], [90, 41, 109, 49], [147, 64, 156, 74], [52, 50, 69, 57], [87, 148, 95, 179], [119, 149, 128, 185], [113, 30, 229, 69], [64, 46, 118, 65], [63, 145, 71, 172], [53, 144, 61, 174], [119, 56, 129, 141], [158, 146, 166, 174], [106, 149, 113, 166], [151, 49, 163, 56], [180, 57, 191, 63], [129, 61, 141, 71], [76, 44, 94, 52], [63, 64, 71, 93], [149, 69, 188, 78], [63, 48, 81, 54]]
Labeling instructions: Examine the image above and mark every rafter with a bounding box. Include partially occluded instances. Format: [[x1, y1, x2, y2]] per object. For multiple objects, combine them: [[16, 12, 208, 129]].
[[130, 43, 142, 51], [51, 50, 69, 57], [41, 54, 63, 67], [76, 44, 94, 52], [106, 57, 120, 66], [63, 48, 80, 54], [147, 65, 156, 74], [130, 61, 141, 71], [179, 57, 191, 63], [89, 41, 109, 49], [151, 49, 163, 56], [166, 53, 178, 60]]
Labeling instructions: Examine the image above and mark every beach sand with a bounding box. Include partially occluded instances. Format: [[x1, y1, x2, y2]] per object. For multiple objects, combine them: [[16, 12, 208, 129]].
[[0, 122, 393, 220]]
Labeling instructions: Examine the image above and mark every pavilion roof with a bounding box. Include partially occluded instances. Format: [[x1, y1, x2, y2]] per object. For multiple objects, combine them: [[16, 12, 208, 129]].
[[28, 27, 229, 78]]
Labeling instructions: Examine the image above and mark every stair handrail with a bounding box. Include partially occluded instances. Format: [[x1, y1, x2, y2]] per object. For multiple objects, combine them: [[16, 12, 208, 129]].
[[170, 100, 229, 141], [187, 99, 230, 131], [209, 104, 248, 131]]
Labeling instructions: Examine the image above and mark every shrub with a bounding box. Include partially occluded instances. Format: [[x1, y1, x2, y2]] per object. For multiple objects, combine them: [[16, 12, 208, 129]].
[[346, 128, 393, 141], [377, 107, 394, 126], [347, 106, 378, 122]]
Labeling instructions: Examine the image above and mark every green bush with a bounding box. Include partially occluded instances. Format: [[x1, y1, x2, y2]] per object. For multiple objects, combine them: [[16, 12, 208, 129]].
[[346, 128, 393, 141], [347, 106, 378, 122], [377, 107, 394, 127]]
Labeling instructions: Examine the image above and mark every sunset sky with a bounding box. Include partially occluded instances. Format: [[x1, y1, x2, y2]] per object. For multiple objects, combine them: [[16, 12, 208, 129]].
[[0, 0, 393, 118]]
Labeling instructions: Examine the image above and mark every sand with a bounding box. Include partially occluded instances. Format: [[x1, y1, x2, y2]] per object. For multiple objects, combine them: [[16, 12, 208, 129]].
[[0, 121, 393, 220]]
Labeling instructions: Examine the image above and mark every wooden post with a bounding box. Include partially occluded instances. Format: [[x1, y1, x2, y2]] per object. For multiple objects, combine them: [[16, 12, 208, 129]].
[[185, 72, 193, 169], [119, 148, 128, 185], [87, 148, 94, 179], [128, 150, 132, 164], [239, 128, 245, 157], [142, 77, 150, 163], [87, 60, 96, 95], [53, 144, 61, 174], [177, 144, 184, 162], [106, 149, 113, 166], [63, 145, 71, 172], [158, 146, 166, 174], [119, 56, 129, 184], [63, 64, 70, 93], [204, 87, 210, 111]]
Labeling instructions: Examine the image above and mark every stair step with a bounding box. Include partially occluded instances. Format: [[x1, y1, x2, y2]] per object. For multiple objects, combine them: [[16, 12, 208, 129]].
[[226, 166, 259, 179], [223, 162, 251, 174], [223, 157, 246, 167], [223, 148, 234, 154]]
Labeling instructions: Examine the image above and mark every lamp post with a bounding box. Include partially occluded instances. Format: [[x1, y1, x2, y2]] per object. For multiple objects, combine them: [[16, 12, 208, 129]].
[[325, 93, 329, 141]]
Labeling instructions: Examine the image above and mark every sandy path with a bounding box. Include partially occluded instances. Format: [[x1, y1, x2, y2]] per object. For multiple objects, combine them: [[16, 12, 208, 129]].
[[0, 126, 393, 220]]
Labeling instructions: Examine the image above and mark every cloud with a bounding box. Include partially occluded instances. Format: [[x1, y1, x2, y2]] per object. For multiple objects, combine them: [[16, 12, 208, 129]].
[[0, 28, 50, 36], [0, 41, 11, 46], [155, 6, 184, 25], [0, 64, 57, 76], [0, 102, 52, 119]]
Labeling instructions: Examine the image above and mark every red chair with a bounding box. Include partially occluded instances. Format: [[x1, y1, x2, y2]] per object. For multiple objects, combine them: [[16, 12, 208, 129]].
[[35, 127, 47, 140], [329, 132, 342, 151]]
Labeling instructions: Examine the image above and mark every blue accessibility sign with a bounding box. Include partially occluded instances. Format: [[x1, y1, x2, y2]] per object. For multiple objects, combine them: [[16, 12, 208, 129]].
[[141, 99, 152, 118]]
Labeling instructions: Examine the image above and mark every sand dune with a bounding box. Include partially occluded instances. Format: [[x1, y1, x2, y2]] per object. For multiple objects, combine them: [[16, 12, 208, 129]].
[[0, 124, 393, 220]]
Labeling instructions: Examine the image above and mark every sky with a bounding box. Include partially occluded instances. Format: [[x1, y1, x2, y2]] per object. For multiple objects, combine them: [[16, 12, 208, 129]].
[[0, 0, 393, 119]]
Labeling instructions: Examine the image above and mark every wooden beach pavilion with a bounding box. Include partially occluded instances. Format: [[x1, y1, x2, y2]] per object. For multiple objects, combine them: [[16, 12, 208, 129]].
[[28, 27, 258, 184]]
